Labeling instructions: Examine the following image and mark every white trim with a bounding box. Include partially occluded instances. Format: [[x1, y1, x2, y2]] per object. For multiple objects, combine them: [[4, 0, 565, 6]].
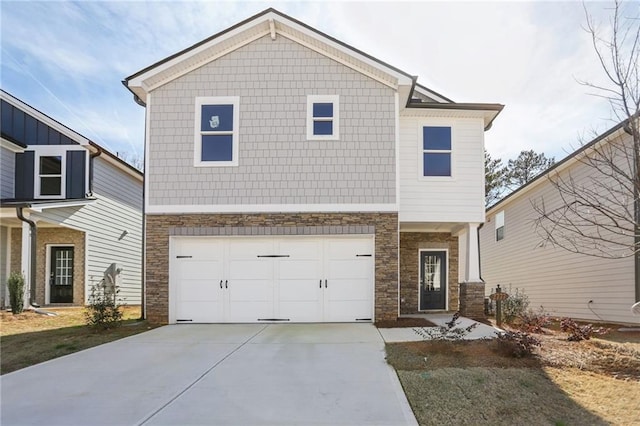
[[0, 138, 26, 153], [45, 244, 75, 305], [144, 93, 151, 214], [0, 91, 90, 146], [20, 220, 30, 310], [84, 232, 89, 305], [31, 145, 88, 200], [269, 18, 276, 40], [418, 248, 449, 311], [194, 96, 240, 167], [4, 227, 12, 307], [413, 85, 451, 104], [394, 93, 400, 207], [28, 199, 96, 212], [146, 203, 399, 214], [495, 211, 505, 241], [306, 95, 339, 141], [417, 121, 455, 181]]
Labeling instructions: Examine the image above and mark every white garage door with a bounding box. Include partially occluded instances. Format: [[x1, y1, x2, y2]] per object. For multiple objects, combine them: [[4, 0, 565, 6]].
[[170, 236, 374, 323]]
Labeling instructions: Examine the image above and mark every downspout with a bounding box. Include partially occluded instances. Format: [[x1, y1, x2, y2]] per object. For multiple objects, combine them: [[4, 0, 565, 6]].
[[88, 144, 102, 195], [16, 207, 37, 307]]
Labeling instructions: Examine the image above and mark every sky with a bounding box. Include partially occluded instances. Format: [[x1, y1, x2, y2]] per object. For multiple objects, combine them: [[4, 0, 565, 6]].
[[1, 1, 636, 167]]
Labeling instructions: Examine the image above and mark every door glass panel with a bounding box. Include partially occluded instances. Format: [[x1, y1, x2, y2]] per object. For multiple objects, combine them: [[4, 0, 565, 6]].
[[423, 255, 441, 291], [55, 249, 73, 286]]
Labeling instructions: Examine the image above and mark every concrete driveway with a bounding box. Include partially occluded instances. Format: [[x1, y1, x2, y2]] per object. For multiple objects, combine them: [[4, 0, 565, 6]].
[[1, 324, 417, 426]]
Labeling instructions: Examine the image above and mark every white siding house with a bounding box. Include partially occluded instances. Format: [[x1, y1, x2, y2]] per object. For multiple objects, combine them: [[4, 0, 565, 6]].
[[480, 121, 639, 325], [0, 90, 143, 308]]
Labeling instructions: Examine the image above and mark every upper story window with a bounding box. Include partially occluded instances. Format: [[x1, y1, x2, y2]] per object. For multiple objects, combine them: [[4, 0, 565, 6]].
[[422, 126, 452, 177], [307, 95, 339, 140], [495, 211, 505, 241], [194, 96, 239, 167], [39, 155, 63, 197]]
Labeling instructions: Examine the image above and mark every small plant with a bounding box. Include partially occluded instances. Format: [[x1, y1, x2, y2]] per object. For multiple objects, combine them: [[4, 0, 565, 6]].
[[495, 330, 540, 358], [7, 272, 25, 314], [413, 312, 478, 341], [503, 286, 530, 324], [518, 307, 551, 334], [559, 317, 609, 342], [84, 281, 123, 330]]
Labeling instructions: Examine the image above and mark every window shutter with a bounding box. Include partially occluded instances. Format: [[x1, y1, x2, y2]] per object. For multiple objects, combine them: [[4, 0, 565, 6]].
[[66, 150, 86, 199], [14, 151, 35, 199]]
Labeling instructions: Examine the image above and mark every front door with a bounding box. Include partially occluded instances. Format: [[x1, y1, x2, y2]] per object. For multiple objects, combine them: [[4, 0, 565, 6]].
[[419, 251, 446, 310], [50, 247, 74, 303]]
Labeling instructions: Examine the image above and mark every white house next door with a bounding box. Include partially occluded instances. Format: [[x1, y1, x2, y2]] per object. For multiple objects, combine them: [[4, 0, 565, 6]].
[[170, 236, 374, 323]]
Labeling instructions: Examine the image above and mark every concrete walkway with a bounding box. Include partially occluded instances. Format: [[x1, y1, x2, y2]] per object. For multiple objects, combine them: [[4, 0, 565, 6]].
[[1, 324, 417, 426], [379, 314, 501, 343]]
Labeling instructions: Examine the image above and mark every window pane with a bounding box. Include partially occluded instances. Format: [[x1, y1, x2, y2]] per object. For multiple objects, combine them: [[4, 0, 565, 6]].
[[496, 227, 505, 241], [40, 156, 62, 174], [313, 103, 333, 118], [201, 104, 234, 132], [423, 126, 451, 150], [423, 153, 451, 176], [201, 135, 233, 161], [313, 120, 333, 135], [40, 177, 61, 195]]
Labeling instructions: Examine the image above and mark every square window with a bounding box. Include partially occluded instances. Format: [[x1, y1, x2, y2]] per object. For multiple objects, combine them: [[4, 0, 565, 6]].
[[307, 95, 339, 140], [40, 156, 62, 175], [422, 126, 452, 177], [194, 97, 239, 167]]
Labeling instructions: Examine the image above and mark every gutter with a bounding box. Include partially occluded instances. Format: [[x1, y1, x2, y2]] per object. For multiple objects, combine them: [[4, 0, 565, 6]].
[[16, 207, 37, 308]]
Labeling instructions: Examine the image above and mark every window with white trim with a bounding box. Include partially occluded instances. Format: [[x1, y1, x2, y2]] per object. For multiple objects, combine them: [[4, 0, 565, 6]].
[[422, 126, 452, 177], [194, 96, 239, 166], [307, 95, 339, 140], [38, 155, 63, 197], [495, 211, 505, 241]]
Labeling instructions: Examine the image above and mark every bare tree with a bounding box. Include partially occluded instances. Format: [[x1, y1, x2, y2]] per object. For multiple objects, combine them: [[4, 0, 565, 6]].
[[532, 0, 639, 260], [116, 151, 144, 171]]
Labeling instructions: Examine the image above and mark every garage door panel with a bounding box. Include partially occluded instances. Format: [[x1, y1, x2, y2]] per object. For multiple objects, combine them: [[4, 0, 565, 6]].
[[325, 300, 371, 322], [278, 259, 320, 279]]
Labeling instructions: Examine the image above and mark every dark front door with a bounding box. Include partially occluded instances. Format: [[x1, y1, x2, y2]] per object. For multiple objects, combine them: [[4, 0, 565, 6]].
[[419, 251, 447, 310], [50, 247, 74, 303]]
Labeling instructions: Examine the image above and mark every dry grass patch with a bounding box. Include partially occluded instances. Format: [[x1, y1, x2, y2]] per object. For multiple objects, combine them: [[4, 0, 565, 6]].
[[387, 321, 640, 426], [1, 306, 157, 375]]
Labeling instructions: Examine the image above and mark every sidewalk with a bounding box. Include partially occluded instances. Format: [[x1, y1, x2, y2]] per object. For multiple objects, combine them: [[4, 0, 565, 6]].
[[378, 313, 501, 343]]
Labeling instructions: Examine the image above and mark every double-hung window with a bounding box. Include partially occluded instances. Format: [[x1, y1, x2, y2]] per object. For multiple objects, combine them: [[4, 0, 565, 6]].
[[194, 96, 239, 166], [307, 95, 339, 140], [38, 155, 63, 197], [495, 211, 505, 241], [422, 126, 452, 177]]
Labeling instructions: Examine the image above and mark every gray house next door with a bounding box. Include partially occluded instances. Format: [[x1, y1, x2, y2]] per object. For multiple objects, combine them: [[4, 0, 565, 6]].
[[420, 250, 446, 310]]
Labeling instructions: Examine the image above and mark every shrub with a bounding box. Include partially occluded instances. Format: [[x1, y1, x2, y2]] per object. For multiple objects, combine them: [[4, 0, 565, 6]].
[[495, 330, 540, 358], [502, 286, 530, 324], [559, 317, 609, 342], [413, 312, 478, 341], [84, 282, 123, 330], [518, 307, 551, 334], [7, 272, 25, 314]]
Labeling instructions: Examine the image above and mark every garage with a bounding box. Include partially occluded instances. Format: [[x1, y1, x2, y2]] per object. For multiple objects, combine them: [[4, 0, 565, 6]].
[[169, 236, 374, 323]]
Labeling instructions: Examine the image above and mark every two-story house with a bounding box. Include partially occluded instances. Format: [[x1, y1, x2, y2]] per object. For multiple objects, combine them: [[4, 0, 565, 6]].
[[124, 8, 502, 324], [0, 90, 143, 308]]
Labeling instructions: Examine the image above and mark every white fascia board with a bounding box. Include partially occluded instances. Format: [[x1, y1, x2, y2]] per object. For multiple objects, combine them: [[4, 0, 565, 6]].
[[413, 85, 451, 103], [146, 203, 399, 214], [129, 11, 412, 97], [0, 92, 90, 146], [29, 199, 96, 212], [0, 138, 26, 153]]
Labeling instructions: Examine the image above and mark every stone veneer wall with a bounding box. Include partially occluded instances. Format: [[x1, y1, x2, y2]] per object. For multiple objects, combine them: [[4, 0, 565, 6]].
[[10, 227, 85, 305], [145, 212, 399, 324], [399, 232, 459, 314]]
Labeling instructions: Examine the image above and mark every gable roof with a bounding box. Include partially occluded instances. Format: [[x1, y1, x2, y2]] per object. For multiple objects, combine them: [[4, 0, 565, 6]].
[[125, 8, 417, 104], [0, 90, 143, 181], [486, 118, 634, 215]]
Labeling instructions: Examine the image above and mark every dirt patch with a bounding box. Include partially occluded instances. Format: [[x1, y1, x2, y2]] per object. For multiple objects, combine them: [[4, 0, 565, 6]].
[[375, 317, 437, 328]]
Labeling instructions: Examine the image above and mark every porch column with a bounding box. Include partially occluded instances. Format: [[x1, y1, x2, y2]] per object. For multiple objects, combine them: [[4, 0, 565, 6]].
[[20, 219, 31, 310], [459, 222, 485, 319], [464, 223, 481, 282]]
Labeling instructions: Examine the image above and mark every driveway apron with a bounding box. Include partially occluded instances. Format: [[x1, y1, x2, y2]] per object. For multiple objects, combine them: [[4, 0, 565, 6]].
[[1, 324, 416, 426]]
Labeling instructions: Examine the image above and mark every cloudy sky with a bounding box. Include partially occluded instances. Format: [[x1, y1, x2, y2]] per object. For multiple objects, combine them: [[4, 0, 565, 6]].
[[1, 1, 635, 166]]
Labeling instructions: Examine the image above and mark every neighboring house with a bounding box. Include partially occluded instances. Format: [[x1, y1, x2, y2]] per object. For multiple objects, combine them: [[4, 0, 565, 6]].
[[0, 90, 143, 308], [480, 121, 639, 325], [124, 8, 503, 324]]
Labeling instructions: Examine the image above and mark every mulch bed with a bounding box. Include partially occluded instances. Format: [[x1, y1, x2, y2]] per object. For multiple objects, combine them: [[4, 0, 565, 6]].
[[375, 317, 437, 328]]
